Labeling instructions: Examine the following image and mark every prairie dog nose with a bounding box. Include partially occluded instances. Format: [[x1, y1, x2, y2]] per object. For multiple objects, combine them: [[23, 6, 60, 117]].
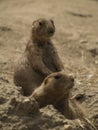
[[70, 76, 74, 82], [48, 28, 54, 34]]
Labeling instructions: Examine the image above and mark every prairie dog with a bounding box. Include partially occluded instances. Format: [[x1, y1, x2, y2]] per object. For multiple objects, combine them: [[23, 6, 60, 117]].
[[30, 72, 84, 119], [14, 18, 64, 96]]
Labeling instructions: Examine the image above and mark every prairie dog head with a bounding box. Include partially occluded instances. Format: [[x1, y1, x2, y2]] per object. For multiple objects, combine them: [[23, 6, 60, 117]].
[[31, 72, 74, 107], [43, 72, 74, 93], [32, 18, 55, 40]]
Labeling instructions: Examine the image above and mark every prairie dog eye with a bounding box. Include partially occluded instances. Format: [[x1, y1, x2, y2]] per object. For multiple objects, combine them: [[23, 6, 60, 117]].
[[54, 75, 61, 80], [39, 22, 42, 26], [39, 21, 44, 26]]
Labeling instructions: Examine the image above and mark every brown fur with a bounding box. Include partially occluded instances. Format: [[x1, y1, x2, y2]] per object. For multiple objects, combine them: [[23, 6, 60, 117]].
[[14, 18, 64, 96], [30, 72, 84, 120]]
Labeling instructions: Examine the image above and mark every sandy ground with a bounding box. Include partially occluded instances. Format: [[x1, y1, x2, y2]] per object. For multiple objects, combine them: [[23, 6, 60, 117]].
[[0, 0, 98, 129]]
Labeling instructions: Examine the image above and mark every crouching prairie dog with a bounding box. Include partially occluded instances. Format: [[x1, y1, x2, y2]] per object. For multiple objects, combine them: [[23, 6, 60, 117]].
[[30, 72, 84, 120], [14, 18, 64, 96]]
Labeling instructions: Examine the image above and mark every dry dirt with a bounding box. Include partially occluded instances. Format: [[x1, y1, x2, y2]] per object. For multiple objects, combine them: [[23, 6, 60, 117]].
[[0, 0, 98, 130]]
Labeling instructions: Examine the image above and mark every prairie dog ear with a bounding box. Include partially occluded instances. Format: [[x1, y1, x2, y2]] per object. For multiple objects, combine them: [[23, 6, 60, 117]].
[[32, 20, 37, 27], [44, 78, 48, 85], [44, 76, 52, 85], [50, 19, 54, 25]]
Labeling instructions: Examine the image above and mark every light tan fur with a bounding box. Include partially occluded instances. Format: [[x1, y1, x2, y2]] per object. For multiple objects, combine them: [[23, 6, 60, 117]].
[[14, 18, 64, 96]]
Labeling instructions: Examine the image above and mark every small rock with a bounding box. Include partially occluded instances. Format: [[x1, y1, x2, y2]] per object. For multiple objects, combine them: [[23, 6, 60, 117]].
[[89, 48, 98, 57], [64, 124, 72, 130], [0, 97, 7, 104], [72, 93, 86, 102], [95, 60, 98, 64], [80, 40, 88, 44], [86, 74, 93, 79], [0, 26, 12, 32], [9, 97, 39, 116]]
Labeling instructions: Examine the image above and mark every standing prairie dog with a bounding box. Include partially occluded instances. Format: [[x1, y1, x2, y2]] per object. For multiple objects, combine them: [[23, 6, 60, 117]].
[[14, 18, 64, 96], [30, 72, 84, 120]]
